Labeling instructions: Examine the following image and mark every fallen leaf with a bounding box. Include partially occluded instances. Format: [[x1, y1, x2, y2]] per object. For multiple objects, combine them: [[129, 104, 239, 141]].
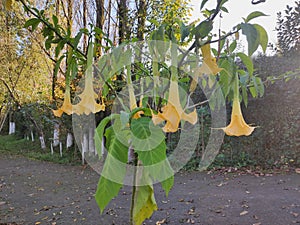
[[217, 182, 228, 187], [240, 210, 248, 216], [187, 218, 195, 224], [156, 218, 166, 225], [0, 201, 6, 206], [253, 223, 261, 225], [295, 168, 300, 174], [253, 215, 259, 220]]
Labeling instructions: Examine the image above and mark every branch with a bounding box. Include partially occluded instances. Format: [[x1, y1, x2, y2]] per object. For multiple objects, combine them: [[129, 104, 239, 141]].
[[251, 0, 266, 5], [179, 28, 241, 67], [18, 0, 86, 59]]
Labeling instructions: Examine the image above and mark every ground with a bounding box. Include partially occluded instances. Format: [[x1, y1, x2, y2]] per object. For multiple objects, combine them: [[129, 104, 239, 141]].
[[0, 154, 299, 225]]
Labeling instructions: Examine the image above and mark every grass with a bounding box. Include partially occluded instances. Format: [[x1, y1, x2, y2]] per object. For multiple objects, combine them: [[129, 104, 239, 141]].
[[0, 135, 81, 165]]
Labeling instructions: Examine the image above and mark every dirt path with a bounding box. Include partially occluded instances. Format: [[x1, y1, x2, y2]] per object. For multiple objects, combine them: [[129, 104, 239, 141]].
[[0, 154, 299, 225]]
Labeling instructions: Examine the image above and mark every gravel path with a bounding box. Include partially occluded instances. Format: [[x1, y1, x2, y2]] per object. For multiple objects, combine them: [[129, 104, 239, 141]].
[[0, 155, 300, 225]]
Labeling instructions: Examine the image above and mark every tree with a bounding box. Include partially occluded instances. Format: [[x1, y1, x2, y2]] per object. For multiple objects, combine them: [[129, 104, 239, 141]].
[[276, 1, 300, 56], [4, 0, 269, 224]]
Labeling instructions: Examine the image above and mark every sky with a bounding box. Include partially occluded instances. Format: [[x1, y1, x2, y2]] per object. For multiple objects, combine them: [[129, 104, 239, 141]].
[[190, 0, 297, 50]]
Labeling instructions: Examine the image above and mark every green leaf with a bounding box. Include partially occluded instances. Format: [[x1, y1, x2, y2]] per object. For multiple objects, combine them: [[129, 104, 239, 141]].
[[180, 22, 191, 42], [45, 36, 54, 50], [73, 31, 83, 49], [133, 184, 158, 225], [160, 169, 174, 197], [249, 86, 257, 98], [229, 40, 237, 53], [237, 52, 254, 76], [193, 20, 213, 39], [95, 114, 124, 157], [52, 15, 58, 27], [130, 117, 165, 152], [95, 126, 128, 213], [132, 118, 174, 190], [253, 24, 268, 53], [55, 40, 66, 57], [244, 11, 268, 23], [200, 0, 209, 10], [24, 18, 41, 31], [220, 6, 229, 13], [95, 177, 123, 214], [136, 141, 166, 166], [241, 23, 260, 56], [53, 55, 65, 81], [241, 85, 248, 107], [71, 60, 78, 79]]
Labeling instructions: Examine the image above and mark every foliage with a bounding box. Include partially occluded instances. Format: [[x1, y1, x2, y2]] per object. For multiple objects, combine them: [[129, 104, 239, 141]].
[[276, 1, 300, 56], [0, 4, 51, 108]]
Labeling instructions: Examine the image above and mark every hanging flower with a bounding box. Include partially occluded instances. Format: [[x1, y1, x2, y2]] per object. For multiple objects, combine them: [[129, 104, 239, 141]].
[[52, 90, 73, 117], [190, 44, 222, 92], [152, 81, 197, 133], [222, 96, 256, 136], [200, 44, 223, 75], [73, 76, 105, 115], [220, 73, 256, 136], [129, 85, 144, 119]]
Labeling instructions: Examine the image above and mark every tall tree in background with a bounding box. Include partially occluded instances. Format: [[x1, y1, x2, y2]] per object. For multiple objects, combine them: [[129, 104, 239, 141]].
[[276, 1, 300, 56], [117, 0, 129, 44], [136, 0, 146, 41], [95, 0, 105, 56]]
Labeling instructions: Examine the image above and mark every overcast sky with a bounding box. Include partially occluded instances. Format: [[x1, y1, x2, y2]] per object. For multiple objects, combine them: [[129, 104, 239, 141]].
[[190, 0, 297, 45]]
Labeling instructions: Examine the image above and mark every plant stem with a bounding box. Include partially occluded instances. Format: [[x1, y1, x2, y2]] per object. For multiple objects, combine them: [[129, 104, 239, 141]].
[[130, 152, 138, 225]]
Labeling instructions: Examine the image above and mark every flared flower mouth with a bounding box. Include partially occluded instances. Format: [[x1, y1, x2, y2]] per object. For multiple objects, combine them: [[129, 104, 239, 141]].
[[52, 91, 73, 117], [73, 77, 105, 115], [152, 81, 197, 133], [222, 96, 256, 136]]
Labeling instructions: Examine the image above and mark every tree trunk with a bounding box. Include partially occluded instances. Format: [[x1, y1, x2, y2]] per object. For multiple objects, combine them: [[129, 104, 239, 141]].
[[118, 0, 128, 44], [95, 0, 105, 57], [67, 0, 73, 33], [83, 0, 88, 52], [51, 0, 61, 101], [137, 0, 146, 41]]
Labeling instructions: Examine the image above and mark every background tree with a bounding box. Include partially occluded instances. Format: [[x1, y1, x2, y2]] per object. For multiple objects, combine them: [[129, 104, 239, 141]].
[[276, 1, 300, 56]]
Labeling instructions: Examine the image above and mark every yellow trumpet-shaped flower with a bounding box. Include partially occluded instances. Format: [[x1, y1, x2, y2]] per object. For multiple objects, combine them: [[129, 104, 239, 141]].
[[152, 81, 197, 133], [222, 96, 256, 136], [73, 77, 105, 115], [200, 44, 223, 75], [190, 44, 222, 92], [53, 91, 73, 117]]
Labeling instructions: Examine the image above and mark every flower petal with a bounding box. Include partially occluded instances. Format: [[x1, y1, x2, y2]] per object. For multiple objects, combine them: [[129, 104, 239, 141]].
[[52, 91, 73, 117], [222, 97, 256, 136], [200, 44, 222, 75], [152, 81, 198, 132], [73, 78, 105, 115]]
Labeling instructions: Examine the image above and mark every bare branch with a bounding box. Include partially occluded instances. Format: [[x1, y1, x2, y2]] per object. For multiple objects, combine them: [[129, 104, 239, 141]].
[[251, 0, 266, 5]]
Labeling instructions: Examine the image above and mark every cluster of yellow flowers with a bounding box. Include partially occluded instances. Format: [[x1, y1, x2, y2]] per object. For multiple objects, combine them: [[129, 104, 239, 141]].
[[151, 44, 256, 136], [53, 43, 255, 137]]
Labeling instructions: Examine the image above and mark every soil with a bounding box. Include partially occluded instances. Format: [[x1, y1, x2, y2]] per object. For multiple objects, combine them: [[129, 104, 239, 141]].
[[0, 154, 299, 225]]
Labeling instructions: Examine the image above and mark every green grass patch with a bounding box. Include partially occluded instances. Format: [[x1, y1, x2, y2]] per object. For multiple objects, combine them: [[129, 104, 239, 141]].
[[0, 135, 81, 165]]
